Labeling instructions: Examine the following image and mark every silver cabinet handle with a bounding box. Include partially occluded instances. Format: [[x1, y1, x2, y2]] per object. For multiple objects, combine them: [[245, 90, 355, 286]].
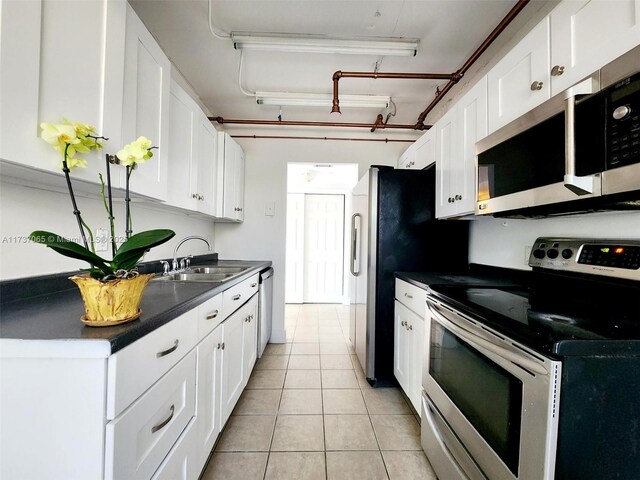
[[156, 339, 179, 358], [455, 195, 462, 201], [551, 65, 565, 76], [401, 321, 406, 327], [404, 292, 413, 299], [206, 310, 219, 320], [151, 405, 174, 433], [221, 342, 225, 350], [232, 294, 241, 301], [251, 283, 257, 288], [245, 316, 249, 322], [530, 81, 544, 91], [192, 193, 198, 199], [217, 343, 221, 349], [350, 213, 361, 276], [408, 324, 413, 331]]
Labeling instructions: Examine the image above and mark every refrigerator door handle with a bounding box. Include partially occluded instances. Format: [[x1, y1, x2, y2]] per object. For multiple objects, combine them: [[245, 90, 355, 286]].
[[351, 213, 361, 276]]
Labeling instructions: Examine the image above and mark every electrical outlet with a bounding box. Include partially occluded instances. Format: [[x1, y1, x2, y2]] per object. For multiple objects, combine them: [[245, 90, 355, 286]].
[[95, 228, 109, 252], [524, 245, 532, 265]]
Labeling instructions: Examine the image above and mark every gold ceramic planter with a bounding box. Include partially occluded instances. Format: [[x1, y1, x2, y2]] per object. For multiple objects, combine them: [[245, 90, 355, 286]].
[[70, 273, 153, 327]]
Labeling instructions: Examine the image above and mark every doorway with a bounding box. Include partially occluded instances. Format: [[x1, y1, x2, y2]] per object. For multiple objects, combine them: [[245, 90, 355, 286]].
[[285, 163, 358, 304]]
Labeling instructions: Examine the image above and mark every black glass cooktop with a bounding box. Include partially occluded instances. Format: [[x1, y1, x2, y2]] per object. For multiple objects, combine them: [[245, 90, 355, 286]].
[[428, 283, 640, 357]]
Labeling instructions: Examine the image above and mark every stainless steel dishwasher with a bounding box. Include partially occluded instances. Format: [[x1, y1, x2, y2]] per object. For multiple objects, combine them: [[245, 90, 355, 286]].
[[258, 267, 274, 357]]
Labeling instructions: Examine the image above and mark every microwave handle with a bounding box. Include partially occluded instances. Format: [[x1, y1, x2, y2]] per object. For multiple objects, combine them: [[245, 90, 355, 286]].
[[426, 298, 548, 375], [563, 76, 599, 195]]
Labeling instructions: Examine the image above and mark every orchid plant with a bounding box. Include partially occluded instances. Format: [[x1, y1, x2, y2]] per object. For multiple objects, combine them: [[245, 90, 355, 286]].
[[30, 120, 174, 281]]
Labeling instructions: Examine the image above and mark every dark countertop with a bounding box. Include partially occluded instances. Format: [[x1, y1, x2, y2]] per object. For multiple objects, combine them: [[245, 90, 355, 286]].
[[395, 264, 531, 290], [0, 257, 271, 354]]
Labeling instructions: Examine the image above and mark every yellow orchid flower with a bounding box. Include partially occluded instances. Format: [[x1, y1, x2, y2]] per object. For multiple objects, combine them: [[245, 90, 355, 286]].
[[116, 136, 155, 166], [40, 122, 78, 150]]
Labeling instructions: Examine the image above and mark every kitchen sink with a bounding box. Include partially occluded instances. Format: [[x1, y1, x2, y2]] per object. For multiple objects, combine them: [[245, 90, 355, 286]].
[[152, 265, 250, 283], [190, 266, 247, 275]]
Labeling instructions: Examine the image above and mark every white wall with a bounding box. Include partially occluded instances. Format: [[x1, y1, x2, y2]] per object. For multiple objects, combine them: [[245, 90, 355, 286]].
[[0, 180, 215, 279], [469, 211, 640, 270], [214, 136, 404, 342]]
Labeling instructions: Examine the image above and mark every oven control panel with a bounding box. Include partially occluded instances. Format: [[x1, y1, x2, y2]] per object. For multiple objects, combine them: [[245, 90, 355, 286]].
[[529, 237, 640, 281]]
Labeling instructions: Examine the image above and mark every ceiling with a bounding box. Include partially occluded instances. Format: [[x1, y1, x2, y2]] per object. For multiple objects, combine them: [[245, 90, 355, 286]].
[[129, 0, 522, 135]]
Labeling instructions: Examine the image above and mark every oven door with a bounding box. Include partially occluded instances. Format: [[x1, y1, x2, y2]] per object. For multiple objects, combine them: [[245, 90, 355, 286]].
[[423, 294, 561, 480]]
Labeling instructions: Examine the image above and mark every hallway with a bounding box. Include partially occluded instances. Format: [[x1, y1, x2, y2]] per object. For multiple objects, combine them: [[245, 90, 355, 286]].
[[201, 304, 437, 480]]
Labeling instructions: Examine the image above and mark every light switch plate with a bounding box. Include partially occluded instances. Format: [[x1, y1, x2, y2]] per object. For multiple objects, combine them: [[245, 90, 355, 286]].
[[265, 201, 275, 216]]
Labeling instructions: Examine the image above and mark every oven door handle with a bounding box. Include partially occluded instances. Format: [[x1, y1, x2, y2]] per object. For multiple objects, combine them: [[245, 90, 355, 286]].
[[426, 298, 549, 376]]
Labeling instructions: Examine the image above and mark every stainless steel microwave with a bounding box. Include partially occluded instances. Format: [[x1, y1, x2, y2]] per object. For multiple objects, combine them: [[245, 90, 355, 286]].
[[476, 45, 640, 216]]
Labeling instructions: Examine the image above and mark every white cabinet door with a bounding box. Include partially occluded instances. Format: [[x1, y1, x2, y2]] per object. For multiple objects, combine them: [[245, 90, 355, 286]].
[[195, 326, 222, 469], [220, 306, 245, 424], [436, 77, 487, 218], [435, 107, 459, 219], [488, 17, 551, 133], [2, 0, 126, 188], [397, 145, 416, 169], [393, 301, 412, 396], [0, 0, 42, 168], [409, 314, 424, 415], [242, 295, 259, 382], [121, 3, 170, 200], [167, 80, 199, 211], [196, 112, 218, 216], [413, 129, 436, 170], [216, 133, 245, 221], [550, 0, 640, 96]]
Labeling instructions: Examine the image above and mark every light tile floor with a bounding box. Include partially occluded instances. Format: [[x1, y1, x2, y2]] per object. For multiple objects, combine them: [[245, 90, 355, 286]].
[[202, 303, 438, 480]]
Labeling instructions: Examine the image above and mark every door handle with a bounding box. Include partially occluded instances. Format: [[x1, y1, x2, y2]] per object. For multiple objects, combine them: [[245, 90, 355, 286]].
[[563, 76, 599, 195], [350, 213, 362, 276], [156, 339, 179, 358]]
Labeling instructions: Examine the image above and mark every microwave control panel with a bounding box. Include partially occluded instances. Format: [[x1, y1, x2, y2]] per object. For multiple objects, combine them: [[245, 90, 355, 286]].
[[606, 73, 640, 169], [529, 237, 640, 281]]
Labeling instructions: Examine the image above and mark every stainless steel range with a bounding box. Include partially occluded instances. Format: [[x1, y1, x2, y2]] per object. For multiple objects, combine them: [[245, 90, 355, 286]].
[[422, 237, 640, 480]]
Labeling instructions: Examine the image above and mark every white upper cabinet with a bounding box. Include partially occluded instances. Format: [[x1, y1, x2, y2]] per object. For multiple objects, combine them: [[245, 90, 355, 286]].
[[168, 80, 199, 211], [414, 129, 436, 170], [488, 17, 551, 133], [1, 0, 127, 188], [436, 76, 487, 219], [120, 3, 170, 200], [167, 79, 218, 216], [549, 0, 640, 96], [195, 113, 218, 217], [216, 133, 245, 222], [397, 130, 435, 170]]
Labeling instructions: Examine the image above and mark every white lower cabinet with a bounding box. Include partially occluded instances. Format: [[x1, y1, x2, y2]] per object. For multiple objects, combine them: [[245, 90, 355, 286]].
[[195, 326, 223, 469], [105, 350, 197, 480], [394, 279, 426, 415], [0, 274, 263, 480]]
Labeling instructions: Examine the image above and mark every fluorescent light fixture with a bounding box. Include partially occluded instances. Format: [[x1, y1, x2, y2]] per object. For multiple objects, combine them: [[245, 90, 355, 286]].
[[255, 92, 390, 109], [232, 33, 418, 57]]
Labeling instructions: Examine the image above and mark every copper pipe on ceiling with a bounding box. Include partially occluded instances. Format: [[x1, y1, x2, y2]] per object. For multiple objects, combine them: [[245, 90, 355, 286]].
[[414, 0, 531, 128], [210, 116, 422, 130], [231, 135, 415, 143], [329, 0, 530, 130], [331, 71, 456, 115]]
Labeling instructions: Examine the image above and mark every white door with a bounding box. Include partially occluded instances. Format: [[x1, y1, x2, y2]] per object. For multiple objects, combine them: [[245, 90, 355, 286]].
[[303, 194, 345, 303], [285, 193, 305, 304]]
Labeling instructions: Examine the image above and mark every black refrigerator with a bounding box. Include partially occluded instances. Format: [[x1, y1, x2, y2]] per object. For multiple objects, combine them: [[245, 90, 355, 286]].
[[349, 165, 468, 386]]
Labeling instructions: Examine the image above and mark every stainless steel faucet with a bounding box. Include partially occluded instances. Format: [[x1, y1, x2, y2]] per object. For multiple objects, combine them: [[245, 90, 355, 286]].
[[170, 236, 212, 273]]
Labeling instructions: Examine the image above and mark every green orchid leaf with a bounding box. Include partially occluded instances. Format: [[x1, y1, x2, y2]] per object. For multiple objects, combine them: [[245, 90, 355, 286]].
[[29, 230, 112, 273], [112, 229, 175, 269]]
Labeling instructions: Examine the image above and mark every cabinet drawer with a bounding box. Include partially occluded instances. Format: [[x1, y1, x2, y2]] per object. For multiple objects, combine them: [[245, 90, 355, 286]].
[[197, 293, 223, 341], [107, 310, 198, 419], [150, 419, 198, 480], [105, 350, 197, 480], [222, 273, 259, 319], [395, 279, 427, 316]]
